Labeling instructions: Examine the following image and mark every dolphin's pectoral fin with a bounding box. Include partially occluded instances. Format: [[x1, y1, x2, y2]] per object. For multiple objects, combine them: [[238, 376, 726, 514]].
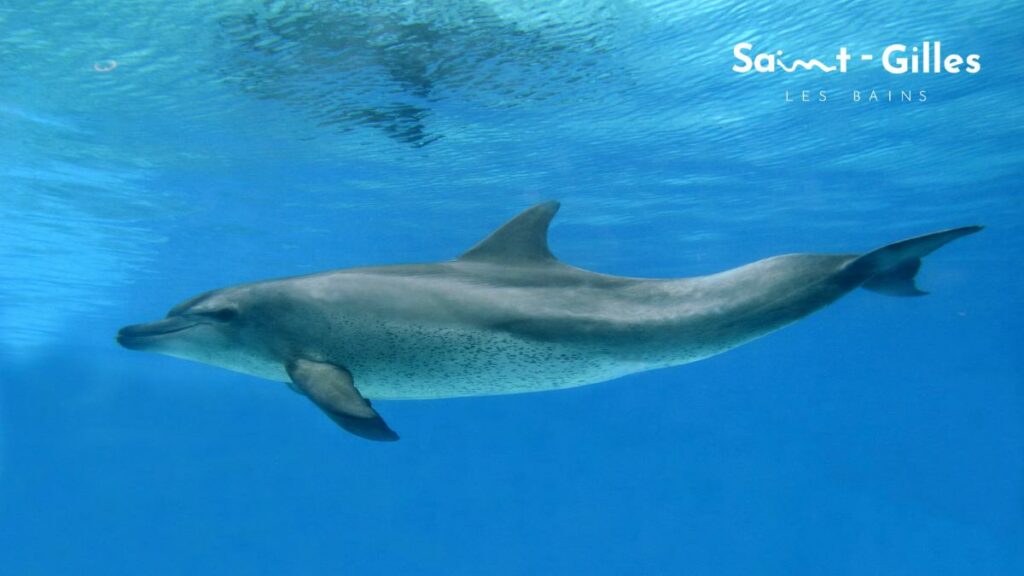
[[285, 359, 399, 442], [458, 201, 561, 264]]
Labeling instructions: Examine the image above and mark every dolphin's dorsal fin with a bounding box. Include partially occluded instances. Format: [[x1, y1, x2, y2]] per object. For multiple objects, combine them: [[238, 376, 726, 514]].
[[458, 201, 560, 264]]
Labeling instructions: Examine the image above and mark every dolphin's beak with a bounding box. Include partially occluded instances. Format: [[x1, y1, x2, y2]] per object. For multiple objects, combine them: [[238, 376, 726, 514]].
[[117, 317, 199, 350]]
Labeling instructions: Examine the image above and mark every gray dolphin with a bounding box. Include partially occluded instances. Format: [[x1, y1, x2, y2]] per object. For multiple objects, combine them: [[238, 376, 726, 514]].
[[117, 202, 981, 441]]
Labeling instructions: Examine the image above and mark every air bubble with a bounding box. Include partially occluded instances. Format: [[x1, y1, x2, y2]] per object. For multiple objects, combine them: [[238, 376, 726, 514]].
[[93, 59, 118, 73]]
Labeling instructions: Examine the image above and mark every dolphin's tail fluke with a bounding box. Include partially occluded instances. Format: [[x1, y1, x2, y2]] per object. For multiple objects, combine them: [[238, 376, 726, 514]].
[[842, 226, 983, 297]]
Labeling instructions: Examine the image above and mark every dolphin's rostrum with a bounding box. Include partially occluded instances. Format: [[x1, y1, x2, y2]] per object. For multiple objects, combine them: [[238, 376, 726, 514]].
[[117, 202, 981, 441]]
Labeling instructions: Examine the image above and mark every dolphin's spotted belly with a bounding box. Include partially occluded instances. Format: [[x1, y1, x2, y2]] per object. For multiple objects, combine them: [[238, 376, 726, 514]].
[[325, 322, 670, 400]]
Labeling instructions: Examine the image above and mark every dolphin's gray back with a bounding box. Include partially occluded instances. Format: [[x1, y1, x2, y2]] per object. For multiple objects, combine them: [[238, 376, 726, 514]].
[[273, 253, 856, 399]]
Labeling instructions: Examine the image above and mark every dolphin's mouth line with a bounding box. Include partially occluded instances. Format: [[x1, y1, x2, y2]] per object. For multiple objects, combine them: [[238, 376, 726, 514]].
[[117, 320, 201, 348], [141, 322, 199, 337]]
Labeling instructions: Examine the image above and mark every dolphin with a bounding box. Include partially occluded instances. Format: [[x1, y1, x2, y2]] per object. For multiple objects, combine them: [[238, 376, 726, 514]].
[[117, 202, 981, 441]]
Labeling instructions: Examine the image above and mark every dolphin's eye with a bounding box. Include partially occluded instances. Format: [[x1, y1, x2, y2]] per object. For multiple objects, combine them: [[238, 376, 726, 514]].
[[201, 308, 238, 322]]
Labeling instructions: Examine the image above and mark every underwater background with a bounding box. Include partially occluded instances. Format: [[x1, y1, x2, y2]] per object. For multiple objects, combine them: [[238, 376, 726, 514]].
[[1, 1, 1022, 574]]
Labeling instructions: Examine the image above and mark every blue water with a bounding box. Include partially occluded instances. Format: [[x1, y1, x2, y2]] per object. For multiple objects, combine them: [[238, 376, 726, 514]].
[[2, 1, 1022, 574]]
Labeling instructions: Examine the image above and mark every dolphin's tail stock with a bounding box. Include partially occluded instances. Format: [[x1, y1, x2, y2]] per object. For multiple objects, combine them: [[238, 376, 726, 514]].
[[841, 226, 983, 296]]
